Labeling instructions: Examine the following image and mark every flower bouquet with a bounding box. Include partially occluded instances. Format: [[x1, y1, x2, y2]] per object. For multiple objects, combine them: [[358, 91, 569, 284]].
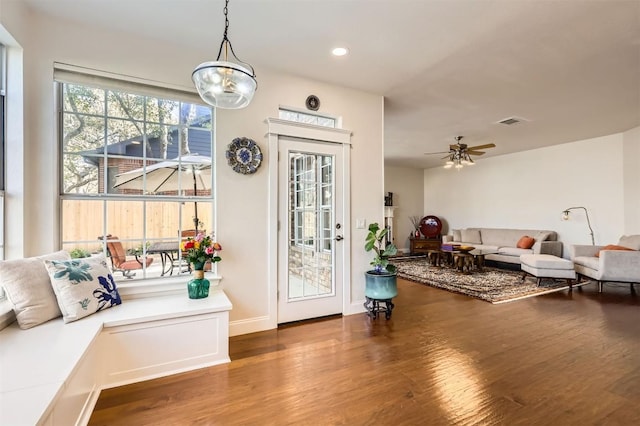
[[180, 232, 222, 270]]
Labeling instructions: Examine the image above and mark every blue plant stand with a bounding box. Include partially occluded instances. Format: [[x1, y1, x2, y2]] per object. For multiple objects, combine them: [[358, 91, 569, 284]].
[[364, 271, 397, 320]]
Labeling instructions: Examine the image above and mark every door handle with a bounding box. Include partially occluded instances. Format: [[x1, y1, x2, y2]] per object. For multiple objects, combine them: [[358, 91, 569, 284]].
[[335, 235, 344, 241]]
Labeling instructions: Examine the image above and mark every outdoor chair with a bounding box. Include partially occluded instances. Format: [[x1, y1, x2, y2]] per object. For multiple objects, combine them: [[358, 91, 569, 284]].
[[99, 235, 154, 278]]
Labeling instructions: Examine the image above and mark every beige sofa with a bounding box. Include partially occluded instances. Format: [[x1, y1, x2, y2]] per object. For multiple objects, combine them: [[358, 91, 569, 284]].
[[443, 227, 562, 265], [569, 234, 640, 292]]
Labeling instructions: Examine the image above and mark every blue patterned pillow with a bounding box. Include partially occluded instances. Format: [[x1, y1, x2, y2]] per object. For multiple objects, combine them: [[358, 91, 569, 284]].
[[44, 254, 122, 323]]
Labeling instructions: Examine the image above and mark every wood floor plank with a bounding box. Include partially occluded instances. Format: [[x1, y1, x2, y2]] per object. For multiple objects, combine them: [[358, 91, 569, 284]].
[[89, 279, 640, 425]]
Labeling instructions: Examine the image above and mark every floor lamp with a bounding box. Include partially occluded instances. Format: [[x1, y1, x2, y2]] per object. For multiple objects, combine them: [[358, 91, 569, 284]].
[[561, 206, 595, 245]]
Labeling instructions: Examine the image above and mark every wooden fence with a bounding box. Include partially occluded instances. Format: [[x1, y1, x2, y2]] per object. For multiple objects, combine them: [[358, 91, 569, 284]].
[[62, 199, 213, 253]]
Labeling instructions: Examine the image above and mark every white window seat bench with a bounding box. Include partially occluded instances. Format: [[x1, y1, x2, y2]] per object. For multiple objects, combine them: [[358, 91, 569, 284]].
[[0, 290, 232, 426]]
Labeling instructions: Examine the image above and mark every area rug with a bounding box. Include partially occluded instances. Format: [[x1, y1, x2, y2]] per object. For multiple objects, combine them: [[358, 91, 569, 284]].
[[394, 258, 588, 304]]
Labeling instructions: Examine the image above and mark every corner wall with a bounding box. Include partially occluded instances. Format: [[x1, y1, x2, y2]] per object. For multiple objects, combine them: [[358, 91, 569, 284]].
[[384, 166, 424, 252], [623, 126, 640, 234], [0, 7, 384, 335]]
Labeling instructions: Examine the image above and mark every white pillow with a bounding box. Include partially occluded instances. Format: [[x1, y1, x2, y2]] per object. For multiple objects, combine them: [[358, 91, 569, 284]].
[[452, 229, 462, 242], [461, 229, 482, 244], [44, 254, 122, 323], [0, 250, 70, 329], [534, 231, 552, 242]]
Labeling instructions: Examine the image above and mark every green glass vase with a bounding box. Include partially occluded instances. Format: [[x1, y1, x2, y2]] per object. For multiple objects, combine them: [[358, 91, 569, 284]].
[[187, 267, 210, 299]]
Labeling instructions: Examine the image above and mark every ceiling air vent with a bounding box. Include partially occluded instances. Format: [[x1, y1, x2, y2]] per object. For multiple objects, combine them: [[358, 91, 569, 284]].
[[497, 117, 527, 126]]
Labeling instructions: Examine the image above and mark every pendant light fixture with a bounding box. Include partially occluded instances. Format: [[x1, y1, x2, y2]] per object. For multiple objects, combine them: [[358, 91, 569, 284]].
[[192, 0, 257, 109]]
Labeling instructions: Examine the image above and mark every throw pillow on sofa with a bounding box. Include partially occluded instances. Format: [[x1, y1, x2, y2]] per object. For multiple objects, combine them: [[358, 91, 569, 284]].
[[44, 254, 122, 323], [595, 244, 636, 257], [517, 236, 535, 249], [617, 235, 640, 250], [0, 250, 70, 329], [452, 229, 462, 242]]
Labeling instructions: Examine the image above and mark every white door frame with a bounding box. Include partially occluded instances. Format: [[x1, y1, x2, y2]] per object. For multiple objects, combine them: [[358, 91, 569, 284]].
[[266, 118, 352, 329]]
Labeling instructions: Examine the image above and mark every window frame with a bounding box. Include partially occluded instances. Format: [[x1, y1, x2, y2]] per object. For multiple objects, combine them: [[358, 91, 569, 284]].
[[56, 67, 216, 287]]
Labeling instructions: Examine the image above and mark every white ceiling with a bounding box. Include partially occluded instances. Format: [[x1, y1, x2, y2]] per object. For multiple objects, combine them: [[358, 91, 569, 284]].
[[22, 0, 640, 169]]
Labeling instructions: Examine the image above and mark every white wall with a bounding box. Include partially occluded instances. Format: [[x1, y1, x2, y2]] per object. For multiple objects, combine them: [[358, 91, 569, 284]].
[[384, 166, 424, 252], [423, 132, 637, 257], [623, 126, 640, 234], [0, 4, 384, 335]]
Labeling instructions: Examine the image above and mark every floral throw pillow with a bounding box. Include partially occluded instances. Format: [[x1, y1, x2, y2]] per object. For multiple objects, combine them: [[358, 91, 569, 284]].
[[44, 254, 122, 323]]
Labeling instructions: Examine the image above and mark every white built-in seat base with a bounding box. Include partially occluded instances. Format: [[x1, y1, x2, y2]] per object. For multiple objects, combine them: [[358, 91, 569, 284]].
[[520, 254, 576, 284], [0, 291, 232, 426]]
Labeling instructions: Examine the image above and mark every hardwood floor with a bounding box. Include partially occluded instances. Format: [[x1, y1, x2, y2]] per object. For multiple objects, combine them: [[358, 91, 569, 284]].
[[89, 279, 640, 425]]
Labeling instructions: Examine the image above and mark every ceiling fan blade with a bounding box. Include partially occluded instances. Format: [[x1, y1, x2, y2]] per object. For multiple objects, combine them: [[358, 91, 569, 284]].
[[424, 151, 450, 156], [449, 144, 461, 150], [440, 154, 452, 160], [467, 143, 496, 151], [467, 150, 486, 156]]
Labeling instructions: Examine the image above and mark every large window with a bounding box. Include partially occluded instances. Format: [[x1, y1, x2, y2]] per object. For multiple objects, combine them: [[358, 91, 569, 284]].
[[58, 70, 214, 281]]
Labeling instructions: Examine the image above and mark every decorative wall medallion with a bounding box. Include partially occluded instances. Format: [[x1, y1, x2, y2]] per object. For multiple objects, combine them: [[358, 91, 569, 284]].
[[305, 95, 320, 111], [226, 137, 262, 174]]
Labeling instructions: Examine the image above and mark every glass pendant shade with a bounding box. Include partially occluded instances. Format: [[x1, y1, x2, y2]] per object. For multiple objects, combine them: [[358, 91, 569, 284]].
[[192, 60, 257, 109]]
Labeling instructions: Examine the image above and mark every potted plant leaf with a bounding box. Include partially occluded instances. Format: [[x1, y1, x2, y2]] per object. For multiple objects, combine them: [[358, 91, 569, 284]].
[[364, 223, 398, 317]]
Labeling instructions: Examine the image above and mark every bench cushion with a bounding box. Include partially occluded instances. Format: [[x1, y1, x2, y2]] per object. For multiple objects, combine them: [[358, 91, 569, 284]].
[[0, 250, 70, 329]]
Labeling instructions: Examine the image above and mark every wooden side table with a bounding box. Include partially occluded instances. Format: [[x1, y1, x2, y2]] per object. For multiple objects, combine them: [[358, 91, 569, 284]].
[[410, 237, 441, 255]]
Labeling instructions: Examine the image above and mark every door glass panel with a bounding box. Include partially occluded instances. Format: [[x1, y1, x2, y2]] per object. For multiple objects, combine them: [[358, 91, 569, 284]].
[[287, 152, 334, 300]]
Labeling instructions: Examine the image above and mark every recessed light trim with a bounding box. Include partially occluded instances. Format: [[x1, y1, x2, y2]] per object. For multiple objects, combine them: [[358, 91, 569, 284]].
[[332, 47, 349, 56]]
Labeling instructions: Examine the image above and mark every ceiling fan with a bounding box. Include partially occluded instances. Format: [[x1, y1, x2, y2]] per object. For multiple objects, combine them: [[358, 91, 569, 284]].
[[424, 136, 496, 169]]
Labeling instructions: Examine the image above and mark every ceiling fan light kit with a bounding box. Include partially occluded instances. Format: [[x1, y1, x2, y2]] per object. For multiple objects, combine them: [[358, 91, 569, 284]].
[[192, 0, 257, 109], [425, 136, 495, 170]]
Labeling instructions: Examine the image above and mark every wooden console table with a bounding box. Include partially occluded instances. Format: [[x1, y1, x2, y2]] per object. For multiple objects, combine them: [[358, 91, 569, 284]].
[[410, 237, 441, 254]]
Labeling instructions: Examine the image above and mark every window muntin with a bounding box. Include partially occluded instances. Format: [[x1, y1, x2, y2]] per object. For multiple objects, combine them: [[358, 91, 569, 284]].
[[59, 79, 214, 281]]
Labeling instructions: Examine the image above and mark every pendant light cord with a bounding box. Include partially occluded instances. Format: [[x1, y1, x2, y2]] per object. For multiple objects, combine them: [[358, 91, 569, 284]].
[[214, 0, 256, 77]]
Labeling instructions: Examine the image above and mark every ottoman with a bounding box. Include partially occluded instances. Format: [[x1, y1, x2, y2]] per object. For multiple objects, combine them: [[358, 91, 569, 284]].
[[520, 254, 576, 287]]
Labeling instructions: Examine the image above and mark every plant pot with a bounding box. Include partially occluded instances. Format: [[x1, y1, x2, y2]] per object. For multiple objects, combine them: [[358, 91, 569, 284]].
[[365, 270, 398, 299]]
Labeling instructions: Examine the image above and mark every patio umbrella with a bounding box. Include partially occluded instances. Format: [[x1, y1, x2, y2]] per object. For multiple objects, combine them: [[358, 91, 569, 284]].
[[113, 154, 212, 231]]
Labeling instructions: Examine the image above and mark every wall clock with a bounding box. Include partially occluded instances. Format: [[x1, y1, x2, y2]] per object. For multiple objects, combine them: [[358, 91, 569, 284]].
[[225, 137, 262, 174], [305, 95, 320, 111]]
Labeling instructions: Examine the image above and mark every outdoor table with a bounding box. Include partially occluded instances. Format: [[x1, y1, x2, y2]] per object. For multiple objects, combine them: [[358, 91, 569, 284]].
[[147, 242, 181, 276]]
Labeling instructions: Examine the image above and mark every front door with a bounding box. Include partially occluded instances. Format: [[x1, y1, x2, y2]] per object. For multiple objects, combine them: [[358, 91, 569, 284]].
[[277, 137, 345, 323]]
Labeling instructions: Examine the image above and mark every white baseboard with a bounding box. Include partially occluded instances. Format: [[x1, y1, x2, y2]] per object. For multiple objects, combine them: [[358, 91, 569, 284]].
[[229, 315, 274, 336]]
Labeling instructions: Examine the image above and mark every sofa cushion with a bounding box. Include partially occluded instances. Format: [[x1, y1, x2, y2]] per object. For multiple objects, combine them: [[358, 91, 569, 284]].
[[480, 229, 533, 247], [573, 255, 600, 270], [517, 236, 535, 249], [0, 250, 70, 329], [452, 229, 462, 242], [499, 246, 534, 257], [44, 254, 122, 323], [596, 244, 636, 257], [534, 231, 552, 242], [617, 235, 640, 250], [461, 229, 482, 244]]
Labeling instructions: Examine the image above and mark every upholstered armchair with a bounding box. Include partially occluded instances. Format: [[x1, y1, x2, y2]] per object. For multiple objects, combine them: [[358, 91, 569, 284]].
[[569, 235, 640, 292]]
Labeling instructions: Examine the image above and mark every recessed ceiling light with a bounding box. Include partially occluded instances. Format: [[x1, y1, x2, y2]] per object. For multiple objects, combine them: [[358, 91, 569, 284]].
[[332, 47, 349, 56]]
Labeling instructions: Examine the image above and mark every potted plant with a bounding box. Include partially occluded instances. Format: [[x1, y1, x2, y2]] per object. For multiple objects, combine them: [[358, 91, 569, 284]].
[[364, 223, 398, 305]]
